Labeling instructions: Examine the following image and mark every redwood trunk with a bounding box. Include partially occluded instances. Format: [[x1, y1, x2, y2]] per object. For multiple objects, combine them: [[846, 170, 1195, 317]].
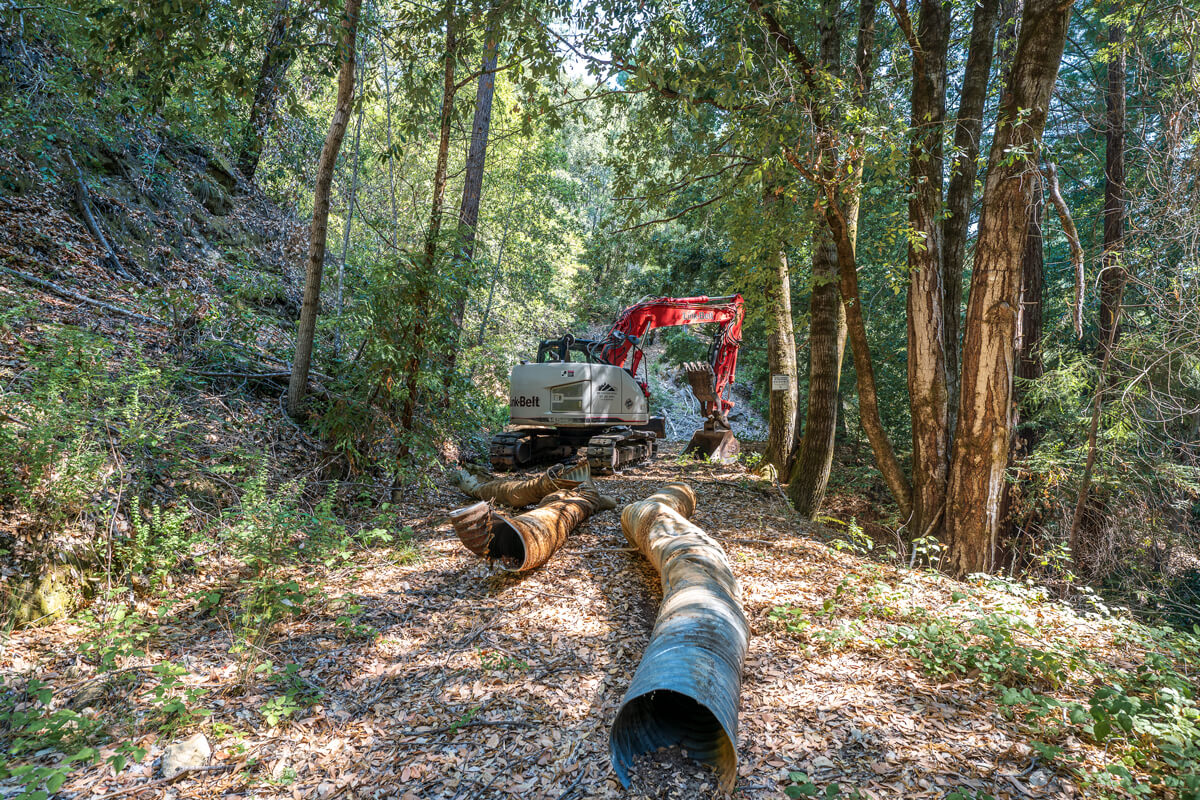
[[788, 232, 846, 516], [943, 0, 1001, 431], [1015, 194, 1044, 384], [944, 0, 1072, 577], [904, 0, 951, 539], [285, 0, 361, 417]]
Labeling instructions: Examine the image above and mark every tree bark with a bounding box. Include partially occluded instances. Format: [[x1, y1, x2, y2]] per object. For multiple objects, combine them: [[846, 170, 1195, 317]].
[[239, 0, 295, 179], [1096, 23, 1126, 359], [903, 0, 951, 539], [943, 0, 1001, 433], [336, 52, 366, 357], [399, 0, 458, 433], [788, 231, 846, 515], [762, 184, 798, 474], [785, 0, 853, 514], [442, 22, 500, 399], [1015, 193, 1044, 384], [943, 0, 1072, 577], [286, 0, 361, 418]]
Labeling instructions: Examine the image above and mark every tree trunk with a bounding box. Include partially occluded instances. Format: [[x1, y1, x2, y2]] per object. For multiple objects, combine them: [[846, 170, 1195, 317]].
[[286, 0, 361, 417], [762, 183, 798, 474], [943, 0, 1072, 577], [239, 0, 295, 179], [1069, 21, 1127, 574], [1015, 193, 1044, 384], [399, 0, 457, 434], [1096, 23, 1126, 359], [904, 0, 951, 539], [442, 24, 500, 398], [336, 56, 366, 357], [943, 0, 1001, 434], [788, 231, 846, 515], [785, 0, 855, 515]]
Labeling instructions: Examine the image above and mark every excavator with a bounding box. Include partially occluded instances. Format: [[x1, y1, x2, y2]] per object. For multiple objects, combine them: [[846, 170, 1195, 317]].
[[491, 294, 745, 473]]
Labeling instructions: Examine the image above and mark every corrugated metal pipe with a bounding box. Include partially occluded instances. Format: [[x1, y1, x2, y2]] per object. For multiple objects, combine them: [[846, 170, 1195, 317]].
[[609, 482, 749, 792], [451, 462, 590, 508], [448, 484, 616, 571]]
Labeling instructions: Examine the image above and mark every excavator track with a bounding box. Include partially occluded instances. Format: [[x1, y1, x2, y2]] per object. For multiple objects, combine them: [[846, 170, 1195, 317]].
[[490, 431, 533, 471], [490, 430, 577, 471], [587, 428, 657, 474]]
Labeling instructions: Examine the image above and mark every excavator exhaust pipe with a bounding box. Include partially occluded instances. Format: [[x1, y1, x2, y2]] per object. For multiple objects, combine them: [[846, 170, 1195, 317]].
[[448, 484, 615, 571], [610, 483, 749, 792]]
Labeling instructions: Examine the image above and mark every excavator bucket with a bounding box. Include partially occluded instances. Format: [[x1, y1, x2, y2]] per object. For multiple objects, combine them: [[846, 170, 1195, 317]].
[[682, 360, 719, 405], [684, 427, 740, 463], [681, 360, 740, 462]]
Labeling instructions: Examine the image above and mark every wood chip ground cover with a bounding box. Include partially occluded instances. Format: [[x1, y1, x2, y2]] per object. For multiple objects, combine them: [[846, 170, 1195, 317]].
[[2, 443, 1151, 799]]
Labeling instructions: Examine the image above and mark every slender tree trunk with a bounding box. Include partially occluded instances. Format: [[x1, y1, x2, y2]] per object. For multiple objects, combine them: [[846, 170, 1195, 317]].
[[1070, 21, 1127, 573], [286, 0, 362, 417], [239, 0, 295, 178], [944, 0, 1072, 577], [788, 232, 846, 515], [825, 204, 912, 518], [904, 0, 951, 539], [762, 180, 798, 473], [399, 0, 457, 433], [336, 56, 365, 358], [943, 0, 1001, 433], [785, 0, 859, 514], [442, 23, 500, 399], [381, 43, 400, 229], [1096, 23, 1126, 359]]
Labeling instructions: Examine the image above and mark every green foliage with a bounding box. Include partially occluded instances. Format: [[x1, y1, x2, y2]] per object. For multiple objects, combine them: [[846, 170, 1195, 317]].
[[0, 326, 184, 540], [890, 604, 1200, 798], [118, 499, 197, 587]]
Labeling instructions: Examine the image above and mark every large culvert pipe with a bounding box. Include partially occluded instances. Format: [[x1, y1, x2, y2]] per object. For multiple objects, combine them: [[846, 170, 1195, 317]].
[[448, 485, 615, 571], [610, 482, 749, 792], [451, 462, 590, 508]]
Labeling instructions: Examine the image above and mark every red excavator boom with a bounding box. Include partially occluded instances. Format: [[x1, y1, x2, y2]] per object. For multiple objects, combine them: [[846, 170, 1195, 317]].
[[596, 294, 745, 460]]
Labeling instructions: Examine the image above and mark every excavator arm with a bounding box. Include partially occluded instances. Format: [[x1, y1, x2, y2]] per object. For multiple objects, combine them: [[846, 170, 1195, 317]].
[[595, 295, 744, 452]]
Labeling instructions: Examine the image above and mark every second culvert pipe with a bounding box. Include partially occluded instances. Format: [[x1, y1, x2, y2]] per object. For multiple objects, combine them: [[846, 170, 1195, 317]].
[[609, 482, 749, 792], [449, 484, 615, 571]]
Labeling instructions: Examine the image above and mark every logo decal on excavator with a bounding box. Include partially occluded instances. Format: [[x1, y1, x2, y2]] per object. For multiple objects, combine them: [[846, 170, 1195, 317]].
[[597, 382, 616, 393], [560, 369, 575, 377], [625, 398, 633, 409], [511, 395, 540, 408]]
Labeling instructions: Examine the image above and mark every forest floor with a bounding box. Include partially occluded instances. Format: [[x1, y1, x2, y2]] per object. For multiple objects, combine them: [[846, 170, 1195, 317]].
[[5, 444, 1156, 800], [1, 142, 1190, 800]]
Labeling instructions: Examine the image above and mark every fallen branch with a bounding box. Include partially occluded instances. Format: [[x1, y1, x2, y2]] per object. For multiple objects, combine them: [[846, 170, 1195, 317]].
[[1045, 163, 1084, 339], [187, 369, 292, 380], [64, 150, 133, 281], [0, 266, 165, 326]]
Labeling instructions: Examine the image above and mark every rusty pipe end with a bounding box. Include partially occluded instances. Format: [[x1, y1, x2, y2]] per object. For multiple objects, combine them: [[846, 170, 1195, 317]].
[[449, 501, 494, 557]]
